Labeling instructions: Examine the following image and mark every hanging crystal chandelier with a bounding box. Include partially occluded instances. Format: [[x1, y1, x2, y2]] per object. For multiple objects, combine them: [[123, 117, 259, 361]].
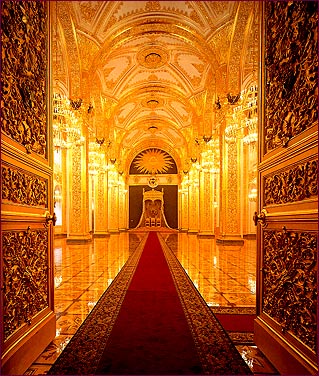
[[88, 141, 104, 175], [224, 123, 238, 143], [224, 85, 258, 145], [53, 93, 83, 149]]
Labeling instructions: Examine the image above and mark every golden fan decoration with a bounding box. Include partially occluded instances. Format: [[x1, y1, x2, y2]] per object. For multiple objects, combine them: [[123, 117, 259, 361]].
[[134, 149, 174, 174]]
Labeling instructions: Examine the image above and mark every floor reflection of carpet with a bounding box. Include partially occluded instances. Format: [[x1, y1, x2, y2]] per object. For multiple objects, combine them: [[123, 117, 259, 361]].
[[211, 307, 256, 345], [48, 232, 252, 375]]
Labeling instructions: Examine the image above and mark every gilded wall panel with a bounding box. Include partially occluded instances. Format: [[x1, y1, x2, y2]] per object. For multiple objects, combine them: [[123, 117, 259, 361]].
[[263, 229, 317, 352], [57, 2, 81, 97], [2, 164, 48, 207], [71, 148, 82, 233], [3, 228, 49, 340], [226, 143, 239, 234], [263, 159, 318, 206], [203, 172, 212, 230], [228, 2, 252, 93], [97, 173, 106, 229], [264, 2, 318, 152], [1, 1, 47, 156]]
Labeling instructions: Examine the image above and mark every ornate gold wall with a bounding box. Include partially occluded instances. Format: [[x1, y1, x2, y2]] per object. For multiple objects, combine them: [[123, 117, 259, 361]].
[[254, 2, 318, 374], [1, 1, 56, 374], [1, 1, 47, 156], [264, 1, 318, 152]]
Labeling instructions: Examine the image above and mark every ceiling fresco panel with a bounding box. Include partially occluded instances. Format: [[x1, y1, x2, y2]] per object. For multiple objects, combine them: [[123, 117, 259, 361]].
[[53, 1, 257, 172]]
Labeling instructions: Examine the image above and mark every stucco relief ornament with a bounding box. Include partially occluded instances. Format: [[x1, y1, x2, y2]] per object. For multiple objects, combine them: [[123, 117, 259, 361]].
[[148, 175, 158, 188], [137, 46, 169, 69]]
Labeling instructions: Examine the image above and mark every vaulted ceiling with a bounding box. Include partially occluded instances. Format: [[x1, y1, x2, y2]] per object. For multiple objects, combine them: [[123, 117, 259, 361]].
[[52, 1, 259, 173]]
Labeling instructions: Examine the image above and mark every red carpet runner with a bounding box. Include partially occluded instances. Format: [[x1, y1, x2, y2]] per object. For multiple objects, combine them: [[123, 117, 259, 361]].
[[95, 231, 202, 374], [48, 232, 252, 375]]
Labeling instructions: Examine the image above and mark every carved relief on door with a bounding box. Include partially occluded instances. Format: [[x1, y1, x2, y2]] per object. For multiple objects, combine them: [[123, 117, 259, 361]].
[[1, 1, 55, 374], [255, 2, 318, 374]]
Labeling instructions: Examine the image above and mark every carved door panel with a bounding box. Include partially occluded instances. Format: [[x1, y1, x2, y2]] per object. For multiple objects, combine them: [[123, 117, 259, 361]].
[[1, 2, 55, 374], [254, 2, 318, 375]]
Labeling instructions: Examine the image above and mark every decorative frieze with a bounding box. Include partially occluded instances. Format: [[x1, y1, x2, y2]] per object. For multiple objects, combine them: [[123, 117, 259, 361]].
[[264, 1, 318, 151], [2, 164, 48, 207], [264, 160, 318, 205], [1, 1, 47, 156], [263, 229, 317, 352], [3, 228, 49, 340]]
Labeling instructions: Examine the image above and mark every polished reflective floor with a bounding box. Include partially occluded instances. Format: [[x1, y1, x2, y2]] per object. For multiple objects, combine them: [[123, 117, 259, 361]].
[[162, 232, 256, 308], [25, 232, 278, 375]]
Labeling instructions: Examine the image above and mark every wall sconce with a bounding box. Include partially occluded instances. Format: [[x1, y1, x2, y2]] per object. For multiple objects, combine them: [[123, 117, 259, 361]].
[[110, 158, 116, 164], [203, 135, 212, 143], [96, 137, 105, 146], [190, 157, 197, 163], [227, 93, 241, 104], [69, 98, 83, 110]]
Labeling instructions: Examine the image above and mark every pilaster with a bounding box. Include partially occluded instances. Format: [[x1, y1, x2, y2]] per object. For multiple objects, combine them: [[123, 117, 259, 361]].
[[188, 168, 199, 233], [94, 171, 109, 237], [179, 184, 189, 231], [107, 166, 119, 233], [220, 139, 241, 238], [66, 143, 91, 243], [198, 170, 214, 236], [118, 176, 128, 231]]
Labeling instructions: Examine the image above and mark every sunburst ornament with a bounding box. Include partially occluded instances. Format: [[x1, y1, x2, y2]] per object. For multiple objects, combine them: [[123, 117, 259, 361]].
[[134, 149, 174, 174]]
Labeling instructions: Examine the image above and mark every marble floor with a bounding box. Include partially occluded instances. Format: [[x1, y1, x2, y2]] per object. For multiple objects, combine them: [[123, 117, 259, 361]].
[[25, 232, 278, 375]]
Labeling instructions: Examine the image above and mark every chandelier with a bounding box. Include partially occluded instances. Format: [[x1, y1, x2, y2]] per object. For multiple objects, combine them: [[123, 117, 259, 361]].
[[201, 149, 219, 173], [88, 141, 104, 175], [242, 115, 258, 144], [224, 85, 258, 145], [225, 123, 238, 143], [53, 93, 83, 149]]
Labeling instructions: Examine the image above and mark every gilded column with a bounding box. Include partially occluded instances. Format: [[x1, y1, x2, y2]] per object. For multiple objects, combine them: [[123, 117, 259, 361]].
[[118, 175, 128, 231], [178, 189, 182, 230], [94, 171, 109, 236], [107, 166, 119, 233], [61, 147, 68, 236], [66, 143, 91, 243], [198, 169, 214, 236], [222, 139, 241, 237], [179, 179, 189, 231], [188, 167, 200, 233]]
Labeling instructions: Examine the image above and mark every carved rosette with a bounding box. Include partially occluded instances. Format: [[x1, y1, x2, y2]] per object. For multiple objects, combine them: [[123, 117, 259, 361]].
[[263, 229, 317, 352], [263, 160, 318, 206], [264, 2, 318, 151], [3, 228, 49, 340], [137, 46, 169, 69], [2, 164, 48, 207], [1, 1, 47, 156]]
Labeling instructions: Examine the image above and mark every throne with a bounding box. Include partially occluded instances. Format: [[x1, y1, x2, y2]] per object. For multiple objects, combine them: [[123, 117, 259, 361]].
[[136, 188, 170, 228]]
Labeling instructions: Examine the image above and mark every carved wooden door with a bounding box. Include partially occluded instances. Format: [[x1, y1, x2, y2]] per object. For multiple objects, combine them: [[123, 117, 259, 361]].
[[1, 2, 56, 374], [254, 2, 318, 375]]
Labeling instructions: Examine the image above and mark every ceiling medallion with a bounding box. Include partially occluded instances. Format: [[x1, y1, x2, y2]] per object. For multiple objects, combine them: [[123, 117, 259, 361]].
[[137, 46, 169, 69], [147, 99, 159, 108], [141, 96, 163, 109], [148, 125, 158, 134]]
